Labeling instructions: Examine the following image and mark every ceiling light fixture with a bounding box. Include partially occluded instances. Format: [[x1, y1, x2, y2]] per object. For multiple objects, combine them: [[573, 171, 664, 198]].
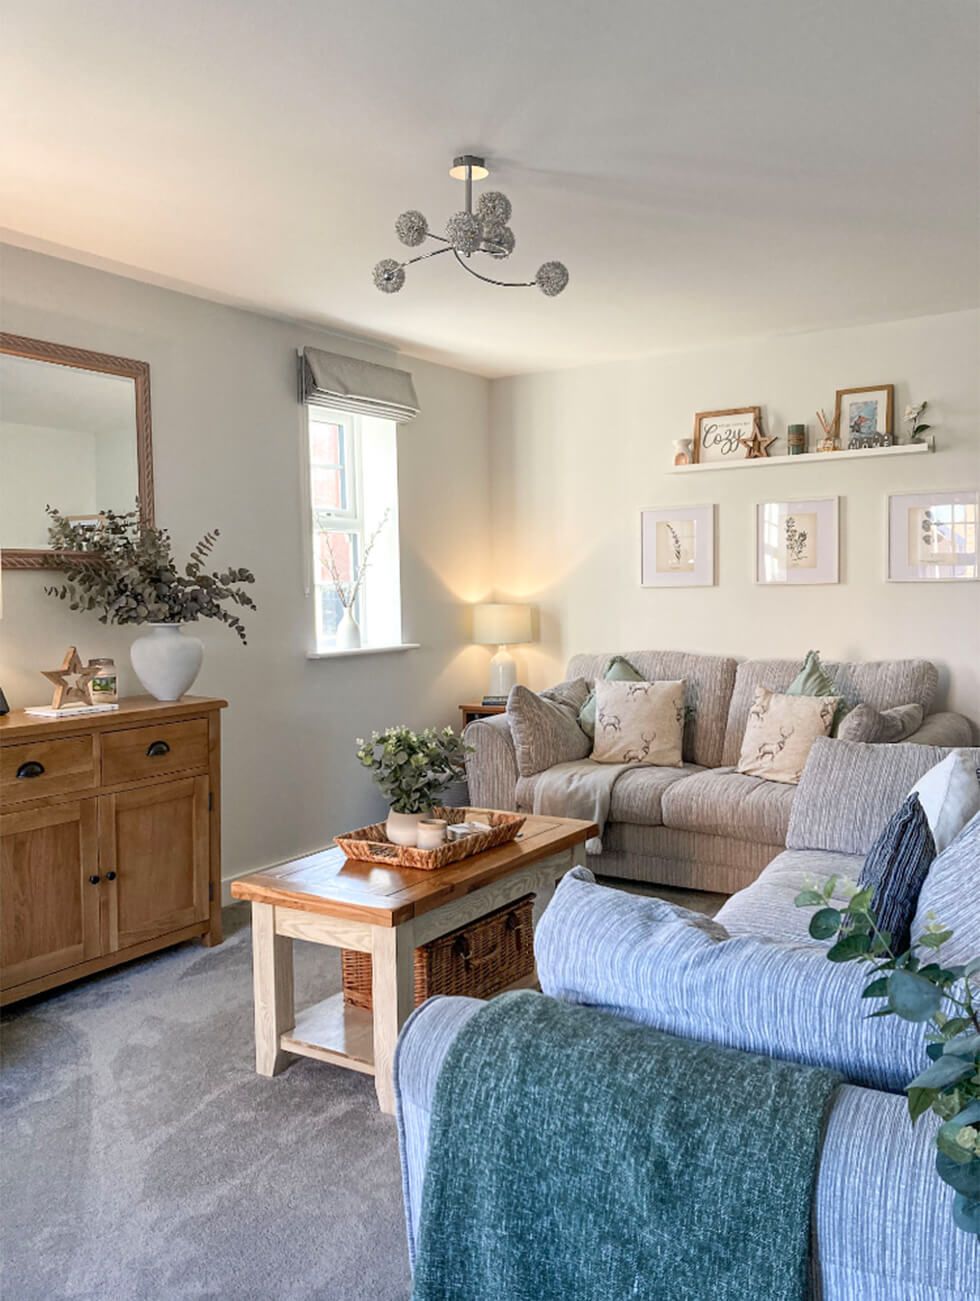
[[372, 155, 569, 297]]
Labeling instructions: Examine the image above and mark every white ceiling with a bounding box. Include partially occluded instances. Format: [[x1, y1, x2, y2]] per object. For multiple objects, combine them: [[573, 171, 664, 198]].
[[1, 0, 977, 377]]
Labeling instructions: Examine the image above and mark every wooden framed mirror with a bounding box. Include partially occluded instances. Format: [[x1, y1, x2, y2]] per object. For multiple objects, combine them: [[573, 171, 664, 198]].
[[0, 333, 154, 569]]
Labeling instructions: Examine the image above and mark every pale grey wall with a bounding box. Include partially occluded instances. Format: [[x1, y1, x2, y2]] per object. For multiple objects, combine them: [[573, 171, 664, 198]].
[[489, 310, 980, 732], [0, 244, 492, 887]]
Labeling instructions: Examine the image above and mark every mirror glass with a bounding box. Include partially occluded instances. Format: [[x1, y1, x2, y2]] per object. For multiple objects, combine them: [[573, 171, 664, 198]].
[[0, 353, 140, 549]]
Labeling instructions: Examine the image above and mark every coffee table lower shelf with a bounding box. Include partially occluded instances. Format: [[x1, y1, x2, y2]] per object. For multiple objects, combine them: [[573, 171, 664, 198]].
[[281, 971, 542, 1078]]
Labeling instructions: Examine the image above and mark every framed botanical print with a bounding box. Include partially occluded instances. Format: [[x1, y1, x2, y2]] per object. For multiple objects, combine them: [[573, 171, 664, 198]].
[[888, 490, 978, 582], [756, 497, 839, 585], [835, 385, 894, 446], [641, 504, 715, 587], [693, 407, 761, 464]]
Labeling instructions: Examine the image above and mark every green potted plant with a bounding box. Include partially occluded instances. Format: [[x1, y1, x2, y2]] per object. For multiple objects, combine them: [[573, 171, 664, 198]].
[[356, 726, 469, 846], [44, 506, 256, 701]]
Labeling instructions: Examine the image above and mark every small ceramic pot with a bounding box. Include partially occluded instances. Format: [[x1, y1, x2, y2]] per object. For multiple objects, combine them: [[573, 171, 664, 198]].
[[416, 818, 448, 850], [386, 809, 423, 847], [336, 609, 361, 651]]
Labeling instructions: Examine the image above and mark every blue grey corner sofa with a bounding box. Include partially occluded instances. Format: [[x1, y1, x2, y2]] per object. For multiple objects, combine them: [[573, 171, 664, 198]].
[[396, 738, 980, 1300]]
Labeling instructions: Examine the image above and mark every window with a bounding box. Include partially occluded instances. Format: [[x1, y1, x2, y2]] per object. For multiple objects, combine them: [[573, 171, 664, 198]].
[[306, 406, 402, 652]]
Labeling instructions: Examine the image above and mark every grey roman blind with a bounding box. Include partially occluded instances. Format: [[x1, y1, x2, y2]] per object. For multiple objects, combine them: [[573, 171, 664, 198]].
[[299, 347, 419, 422]]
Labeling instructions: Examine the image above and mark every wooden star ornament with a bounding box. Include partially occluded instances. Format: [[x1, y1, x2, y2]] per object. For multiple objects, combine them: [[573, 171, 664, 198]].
[[739, 417, 776, 459], [42, 646, 92, 709]]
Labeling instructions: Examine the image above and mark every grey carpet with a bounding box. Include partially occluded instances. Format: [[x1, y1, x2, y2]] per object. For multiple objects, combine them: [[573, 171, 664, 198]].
[[1, 906, 411, 1301]]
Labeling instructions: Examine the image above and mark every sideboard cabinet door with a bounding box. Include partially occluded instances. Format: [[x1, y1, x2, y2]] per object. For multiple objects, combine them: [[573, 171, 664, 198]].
[[102, 776, 210, 952], [0, 800, 102, 989]]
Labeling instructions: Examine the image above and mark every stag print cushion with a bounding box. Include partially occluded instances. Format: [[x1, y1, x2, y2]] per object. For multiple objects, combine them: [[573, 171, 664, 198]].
[[737, 687, 840, 785], [591, 679, 686, 767]]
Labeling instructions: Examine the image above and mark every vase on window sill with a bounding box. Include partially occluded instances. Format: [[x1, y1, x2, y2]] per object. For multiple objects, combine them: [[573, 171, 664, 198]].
[[336, 608, 361, 651]]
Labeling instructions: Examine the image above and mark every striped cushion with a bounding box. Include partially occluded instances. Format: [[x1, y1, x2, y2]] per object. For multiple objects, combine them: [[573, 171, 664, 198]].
[[535, 867, 927, 1091], [856, 794, 936, 952], [912, 812, 980, 964]]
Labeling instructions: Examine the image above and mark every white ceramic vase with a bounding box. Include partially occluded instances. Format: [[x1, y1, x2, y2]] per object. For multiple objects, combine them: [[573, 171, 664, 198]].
[[130, 623, 204, 701], [386, 809, 423, 847], [336, 608, 361, 651]]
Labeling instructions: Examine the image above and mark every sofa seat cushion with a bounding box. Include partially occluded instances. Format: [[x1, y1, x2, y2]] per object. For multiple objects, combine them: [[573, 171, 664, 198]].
[[515, 762, 704, 824], [716, 848, 866, 942], [660, 766, 797, 844], [607, 764, 705, 826]]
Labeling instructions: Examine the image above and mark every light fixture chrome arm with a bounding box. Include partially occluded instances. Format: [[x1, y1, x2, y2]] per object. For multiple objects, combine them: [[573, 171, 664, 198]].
[[451, 249, 535, 288]]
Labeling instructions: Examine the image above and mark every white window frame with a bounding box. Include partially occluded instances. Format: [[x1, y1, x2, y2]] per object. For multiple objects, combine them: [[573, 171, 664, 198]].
[[303, 403, 405, 654]]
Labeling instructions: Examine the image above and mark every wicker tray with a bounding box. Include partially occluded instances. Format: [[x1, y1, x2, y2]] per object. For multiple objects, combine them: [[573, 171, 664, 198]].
[[342, 894, 535, 1011], [334, 807, 526, 870]]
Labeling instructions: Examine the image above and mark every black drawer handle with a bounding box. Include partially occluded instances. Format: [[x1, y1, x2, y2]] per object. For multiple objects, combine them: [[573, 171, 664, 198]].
[[88, 874, 101, 886], [16, 760, 45, 780], [105, 871, 117, 881], [146, 740, 170, 758]]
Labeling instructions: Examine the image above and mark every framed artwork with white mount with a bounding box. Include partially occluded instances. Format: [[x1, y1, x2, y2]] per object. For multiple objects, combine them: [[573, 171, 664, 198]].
[[888, 490, 978, 582], [756, 497, 839, 585], [641, 504, 715, 587]]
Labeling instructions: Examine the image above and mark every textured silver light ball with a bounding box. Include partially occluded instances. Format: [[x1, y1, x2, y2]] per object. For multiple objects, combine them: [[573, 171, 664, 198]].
[[395, 210, 428, 247], [373, 259, 406, 293], [487, 225, 515, 259], [445, 211, 481, 254], [477, 191, 512, 224], [536, 261, 569, 296]]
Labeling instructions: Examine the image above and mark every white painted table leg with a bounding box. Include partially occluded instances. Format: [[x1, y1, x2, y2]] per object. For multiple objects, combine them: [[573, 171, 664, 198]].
[[371, 922, 416, 1114], [251, 902, 296, 1077]]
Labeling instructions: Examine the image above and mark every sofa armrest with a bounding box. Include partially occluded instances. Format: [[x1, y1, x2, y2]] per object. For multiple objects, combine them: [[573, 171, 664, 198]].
[[394, 989, 978, 1299], [395, 995, 483, 1268], [463, 713, 519, 810], [905, 711, 974, 747]]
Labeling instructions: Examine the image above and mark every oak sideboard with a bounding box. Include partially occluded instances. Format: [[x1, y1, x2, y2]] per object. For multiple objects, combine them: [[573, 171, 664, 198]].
[[0, 695, 226, 1005]]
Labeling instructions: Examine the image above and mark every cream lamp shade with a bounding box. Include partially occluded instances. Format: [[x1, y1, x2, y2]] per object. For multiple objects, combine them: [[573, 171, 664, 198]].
[[472, 603, 533, 647], [472, 603, 535, 700]]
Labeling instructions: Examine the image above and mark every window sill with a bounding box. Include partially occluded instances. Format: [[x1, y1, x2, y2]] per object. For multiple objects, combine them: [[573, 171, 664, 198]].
[[306, 643, 421, 661]]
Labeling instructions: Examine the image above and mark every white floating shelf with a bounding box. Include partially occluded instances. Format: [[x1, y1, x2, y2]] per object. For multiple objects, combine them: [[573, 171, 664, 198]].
[[668, 440, 934, 473]]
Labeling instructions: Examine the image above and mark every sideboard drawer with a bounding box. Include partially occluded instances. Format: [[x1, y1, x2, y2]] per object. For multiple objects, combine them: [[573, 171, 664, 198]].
[[0, 735, 98, 803], [101, 718, 209, 786]]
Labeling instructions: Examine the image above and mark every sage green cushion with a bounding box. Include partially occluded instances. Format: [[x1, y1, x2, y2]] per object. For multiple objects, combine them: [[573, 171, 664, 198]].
[[578, 656, 644, 738], [787, 649, 850, 734]]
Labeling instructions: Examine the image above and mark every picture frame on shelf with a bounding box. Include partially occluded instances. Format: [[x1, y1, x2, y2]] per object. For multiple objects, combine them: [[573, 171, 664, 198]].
[[888, 489, 978, 582], [756, 497, 839, 585], [641, 504, 715, 587], [692, 407, 761, 465], [835, 384, 894, 447]]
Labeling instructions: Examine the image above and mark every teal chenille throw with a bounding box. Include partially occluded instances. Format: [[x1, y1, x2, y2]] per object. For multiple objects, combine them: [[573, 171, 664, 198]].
[[412, 991, 841, 1301]]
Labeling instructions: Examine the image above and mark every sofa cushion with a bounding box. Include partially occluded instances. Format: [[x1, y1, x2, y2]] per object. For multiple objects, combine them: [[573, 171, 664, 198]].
[[786, 649, 850, 733], [591, 679, 685, 767], [910, 750, 980, 853], [535, 867, 927, 1092], [912, 812, 980, 966], [736, 687, 838, 785], [566, 650, 737, 769], [721, 658, 939, 766], [716, 848, 865, 942], [856, 794, 936, 952], [837, 702, 924, 744], [506, 679, 591, 777], [787, 739, 980, 856], [577, 655, 644, 739], [660, 766, 797, 844], [606, 764, 706, 826]]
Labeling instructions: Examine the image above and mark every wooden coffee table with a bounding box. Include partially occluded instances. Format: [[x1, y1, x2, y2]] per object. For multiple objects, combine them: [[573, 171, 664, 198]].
[[231, 812, 596, 1113]]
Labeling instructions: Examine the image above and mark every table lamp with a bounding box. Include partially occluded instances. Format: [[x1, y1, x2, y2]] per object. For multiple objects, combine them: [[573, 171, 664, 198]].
[[472, 603, 534, 703]]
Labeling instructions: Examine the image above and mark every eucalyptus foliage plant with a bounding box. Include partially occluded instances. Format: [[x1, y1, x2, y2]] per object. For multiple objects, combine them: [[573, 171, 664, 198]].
[[356, 726, 469, 814], [796, 878, 980, 1237], [44, 505, 257, 644]]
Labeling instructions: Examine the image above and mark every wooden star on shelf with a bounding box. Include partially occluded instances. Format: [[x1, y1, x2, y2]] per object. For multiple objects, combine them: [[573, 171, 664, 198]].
[[739, 417, 777, 459], [41, 646, 92, 710]]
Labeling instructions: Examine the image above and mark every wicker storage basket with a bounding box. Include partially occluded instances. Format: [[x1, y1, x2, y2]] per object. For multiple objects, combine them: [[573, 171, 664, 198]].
[[334, 807, 525, 871], [341, 894, 534, 1011]]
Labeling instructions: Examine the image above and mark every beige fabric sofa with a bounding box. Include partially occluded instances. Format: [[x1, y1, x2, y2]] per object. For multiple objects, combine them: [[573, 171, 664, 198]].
[[464, 650, 973, 894]]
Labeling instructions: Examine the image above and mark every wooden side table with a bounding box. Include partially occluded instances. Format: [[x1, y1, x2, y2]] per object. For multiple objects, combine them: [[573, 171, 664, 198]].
[[232, 813, 596, 1113], [459, 702, 506, 728]]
